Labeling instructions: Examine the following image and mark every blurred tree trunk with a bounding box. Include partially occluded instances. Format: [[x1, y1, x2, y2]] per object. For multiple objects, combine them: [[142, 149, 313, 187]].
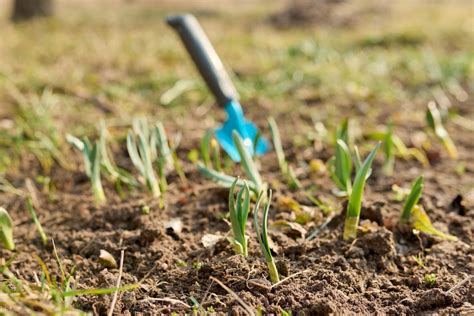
[[12, 0, 54, 22]]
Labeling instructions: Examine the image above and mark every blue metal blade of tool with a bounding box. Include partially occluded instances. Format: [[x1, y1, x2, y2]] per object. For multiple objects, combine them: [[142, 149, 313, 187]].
[[215, 100, 270, 162]]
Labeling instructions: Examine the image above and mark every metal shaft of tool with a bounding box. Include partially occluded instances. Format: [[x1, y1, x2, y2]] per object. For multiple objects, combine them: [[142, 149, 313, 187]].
[[167, 14, 239, 107]]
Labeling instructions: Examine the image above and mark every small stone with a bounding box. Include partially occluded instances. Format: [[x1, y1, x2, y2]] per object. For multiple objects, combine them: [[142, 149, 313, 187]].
[[98, 250, 117, 269]]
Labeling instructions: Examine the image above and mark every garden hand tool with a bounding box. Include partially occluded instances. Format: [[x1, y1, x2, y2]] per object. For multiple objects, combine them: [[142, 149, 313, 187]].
[[167, 14, 269, 162]]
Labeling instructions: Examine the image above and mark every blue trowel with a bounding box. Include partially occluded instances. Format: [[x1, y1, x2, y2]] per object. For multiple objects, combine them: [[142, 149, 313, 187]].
[[167, 14, 269, 161]]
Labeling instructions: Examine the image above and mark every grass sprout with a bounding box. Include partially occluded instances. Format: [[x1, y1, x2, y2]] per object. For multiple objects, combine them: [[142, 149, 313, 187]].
[[397, 176, 456, 241], [0, 248, 138, 314], [233, 131, 266, 194], [0, 207, 14, 251], [268, 117, 301, 189], [66, 135, 106, 205], [400, 176, 424, 224], [253, 189, 280, 284], [200, 129, 213, 168], [127, 128, 161, 199], [200, 129, 223, 172], [366, 130, 429, 167], [383, 122, 395, 175], [154, 121, 173, 169], [26, 198, 48, 246], [98, 121, 136, 188], [328, 139, 352, 196], [228, 179, 251, 256], [343, 142, 380, 240], [426, 101, 458, 159]]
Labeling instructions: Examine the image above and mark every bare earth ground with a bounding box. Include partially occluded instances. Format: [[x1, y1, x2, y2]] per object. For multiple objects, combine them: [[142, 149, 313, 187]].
[[0, 0, 473, 314]]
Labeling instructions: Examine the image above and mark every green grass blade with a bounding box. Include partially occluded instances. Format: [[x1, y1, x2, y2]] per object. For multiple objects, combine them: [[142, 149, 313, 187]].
[[200, 129, 213, 167], [0, 207, 15, 251], [228, 179, 250, 256], [400, 176, 424, 223], [253, 189, 279, 283], [155, 121, 173, 169], [268, 117, 288, 174], [344, 142, 380, 240], [383, 122, 394, 175], [90, 142, 106, 205], [336, 118, 349, 146], [426, 101, 458, 159], [127, 132, 145, 175], [335, 139, 352, 194], [26, 198, 48, 245]]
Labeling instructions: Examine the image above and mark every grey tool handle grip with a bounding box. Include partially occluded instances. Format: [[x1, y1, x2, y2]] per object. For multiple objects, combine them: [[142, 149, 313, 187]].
[[167, 14, 239, 107]]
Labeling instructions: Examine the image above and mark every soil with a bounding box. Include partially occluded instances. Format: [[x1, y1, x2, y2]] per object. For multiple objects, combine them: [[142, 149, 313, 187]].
[[0, 97, 473, 315]]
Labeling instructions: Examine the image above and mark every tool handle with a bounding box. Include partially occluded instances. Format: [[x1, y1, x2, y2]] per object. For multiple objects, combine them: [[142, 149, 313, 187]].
[[167, 14, 238, 107]]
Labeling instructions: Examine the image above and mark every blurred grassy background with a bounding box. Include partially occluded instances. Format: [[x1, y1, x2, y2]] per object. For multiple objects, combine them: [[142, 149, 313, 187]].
[[0, 0, 472, 172]]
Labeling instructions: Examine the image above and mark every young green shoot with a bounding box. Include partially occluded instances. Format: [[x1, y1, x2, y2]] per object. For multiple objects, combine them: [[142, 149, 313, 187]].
[[383, 122, 395, 175], [98, 121, 137, 188], [343, 142, 380, 240], [426, 101, 458, 159], [398, 176, 456, 241], [127, 129, 161, 199], [200, 129, 213, 168], [154, 121, 173, 171], [26, 198, 48, 245], [228, 179, 251, 256], [66, 135, 106, 205], [0, 207, 14, 251], [200, 129, 222, 171], [253, 189, 280, 284], [233, 131, 266, 194], [328, 139, 352, 196], [400, 176, 424, 224], [268, 117, 301, 189], [211, 138, 223, 172], [353, 145, 372, 179]]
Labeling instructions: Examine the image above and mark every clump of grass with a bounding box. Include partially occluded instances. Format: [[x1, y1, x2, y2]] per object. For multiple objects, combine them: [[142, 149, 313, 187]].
[[426, 101, 458, 159], [228, 179, 251, 256], [127, 118, 182, 201], [98, 121, 137, 190], [268, 117, 301, 189], [423, 274, 437, 287], [343, 142, 380, 240], [0, 248, 137, 314], [127, 120, 161, 199], [154, 121, 179, 190], [253, 189, 280, 284], [66, 135, 106, 205], [0, 207, 14, 251]]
